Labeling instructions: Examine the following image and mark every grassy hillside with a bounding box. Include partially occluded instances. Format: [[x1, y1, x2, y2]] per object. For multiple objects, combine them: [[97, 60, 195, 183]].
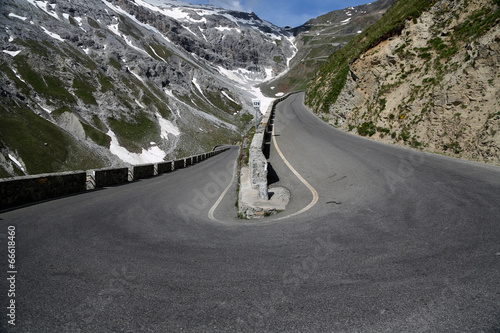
[[305, 0, 436, 111], [0, 98, 109, 175], [305, 0, 500, 164]]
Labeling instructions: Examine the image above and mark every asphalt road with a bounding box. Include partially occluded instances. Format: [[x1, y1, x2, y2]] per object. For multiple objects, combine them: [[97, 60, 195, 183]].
[[1, 92, 499, 332]]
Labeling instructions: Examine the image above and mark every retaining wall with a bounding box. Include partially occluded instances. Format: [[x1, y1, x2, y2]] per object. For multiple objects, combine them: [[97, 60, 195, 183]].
[[157, 161, 173, 174], [0, 171, 87, 209], [174, 159, 185, 170], [133, 164, 156, 180], [92, 167, 129, 188], [1, 148, 230, 210], [248, 92, 301, 199]]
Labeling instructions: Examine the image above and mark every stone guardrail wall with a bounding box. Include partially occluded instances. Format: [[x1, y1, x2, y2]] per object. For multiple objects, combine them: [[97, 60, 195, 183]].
[[0, 148, 229, 210], [248, 92, 303, 199]]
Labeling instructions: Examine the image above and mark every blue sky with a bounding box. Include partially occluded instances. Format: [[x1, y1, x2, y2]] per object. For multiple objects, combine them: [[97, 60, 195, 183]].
[[188, 0, 373, 27]]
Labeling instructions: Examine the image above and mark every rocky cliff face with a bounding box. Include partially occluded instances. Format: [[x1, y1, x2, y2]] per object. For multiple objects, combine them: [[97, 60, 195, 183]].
[[0, 0, 295, 177], [309, 0, 500, 165]]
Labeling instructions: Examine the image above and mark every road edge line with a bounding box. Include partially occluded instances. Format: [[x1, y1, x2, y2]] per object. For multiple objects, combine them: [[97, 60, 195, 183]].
[[208, 159, 237, 222], [271, 123, 319, 220]]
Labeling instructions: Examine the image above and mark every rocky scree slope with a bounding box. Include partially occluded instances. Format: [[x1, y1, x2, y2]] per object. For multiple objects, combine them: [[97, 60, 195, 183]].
[[307, 0, 500, 165], [262, 0, 395, 96], [0, 0, 295, 177]]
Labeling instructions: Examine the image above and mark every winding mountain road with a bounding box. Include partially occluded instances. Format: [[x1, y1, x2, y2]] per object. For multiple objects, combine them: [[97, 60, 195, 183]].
[[1, 92, 499, 332]]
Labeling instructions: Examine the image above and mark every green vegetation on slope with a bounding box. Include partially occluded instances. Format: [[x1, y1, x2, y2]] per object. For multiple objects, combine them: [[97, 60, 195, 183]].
[[13, 54, 77, 105], [0, 99, 106, 175], [107, 112, 159, 153], [306, 0, 437, 112], [306, 0, 500, 164]]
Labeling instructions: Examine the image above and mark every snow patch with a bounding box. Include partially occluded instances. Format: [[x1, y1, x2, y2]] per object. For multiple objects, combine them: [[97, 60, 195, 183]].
[[198, 27, 208, 42], [107, 130, 166, 164], [12, 68, 26, 83], [340, 18, 351, 25], [107, 22, 145, 55], [148, 43, 164, 60], [216, 66, 266, 87], [164, 89, 174, 98], [26, 0, 59, 19], [8, 154, 25, 172], [248, 86, 274, 115], [184, 26, 198, 37], [215, 27, 241, 33], [41, 26, 64, 41], [8, 13, 28, 21], [108, 23, 120, 35], [3, 50, 22, 57], [156, 113, 180, 139], [135, 99, 145, 108], [103, 0, 172, 43], [40, 105, 52, 113], [126, 66, 145, 83], [123, 35, 149, 56], [221, 91, 237, 104], [135, 0, 213, 23], [264, 67, 274, 81], [192, 77, 206, 99], [134, 0, 190, 21]]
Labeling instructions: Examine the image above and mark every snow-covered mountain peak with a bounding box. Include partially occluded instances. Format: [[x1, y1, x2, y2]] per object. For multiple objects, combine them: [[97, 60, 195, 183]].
[[0, 0, 296, 172], [134, 0, 286, 36]]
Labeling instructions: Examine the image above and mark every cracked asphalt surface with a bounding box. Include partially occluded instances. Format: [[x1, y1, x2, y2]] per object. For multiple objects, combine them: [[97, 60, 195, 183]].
[[1, 92, 499, 332]]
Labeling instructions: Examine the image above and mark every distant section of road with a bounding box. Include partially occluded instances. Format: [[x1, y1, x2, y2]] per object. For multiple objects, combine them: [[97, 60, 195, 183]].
[[1, 93, 499, 332]]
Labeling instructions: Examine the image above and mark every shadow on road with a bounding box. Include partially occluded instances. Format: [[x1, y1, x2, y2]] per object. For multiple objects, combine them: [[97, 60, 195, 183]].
[[267, 162, 280, 185]]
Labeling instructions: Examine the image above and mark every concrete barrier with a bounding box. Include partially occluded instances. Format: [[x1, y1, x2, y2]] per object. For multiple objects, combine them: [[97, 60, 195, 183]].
[[92, 167, 129, 188], [133, 164, 155, 180], [0, 146, 230, 210], [0, 171, 87, 210], [157, 161, 173, 174], [248, 105, 273, 199], [247, 92, 300, 199], [174, 159, 185, 170], [238, 93, 299, 217]]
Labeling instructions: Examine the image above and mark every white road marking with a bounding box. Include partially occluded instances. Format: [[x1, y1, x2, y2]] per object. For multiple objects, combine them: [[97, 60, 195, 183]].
[[208, 158, 237, 222], [271, 121, 319, 220]]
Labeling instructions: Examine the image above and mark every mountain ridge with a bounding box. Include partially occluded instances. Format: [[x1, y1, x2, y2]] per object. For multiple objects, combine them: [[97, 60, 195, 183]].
[[0, 0, 295, 177], [261, 0, 395, 95]]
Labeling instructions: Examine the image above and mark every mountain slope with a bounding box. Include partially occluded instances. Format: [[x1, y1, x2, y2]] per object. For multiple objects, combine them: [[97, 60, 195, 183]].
[[0, 0, 295, 177], [306, 0, 500, 165], [261, 0, 395, 96]]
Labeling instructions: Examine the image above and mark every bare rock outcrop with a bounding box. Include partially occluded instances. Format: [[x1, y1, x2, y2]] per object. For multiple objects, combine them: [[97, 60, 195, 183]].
[[316, 0, 500, 165]]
